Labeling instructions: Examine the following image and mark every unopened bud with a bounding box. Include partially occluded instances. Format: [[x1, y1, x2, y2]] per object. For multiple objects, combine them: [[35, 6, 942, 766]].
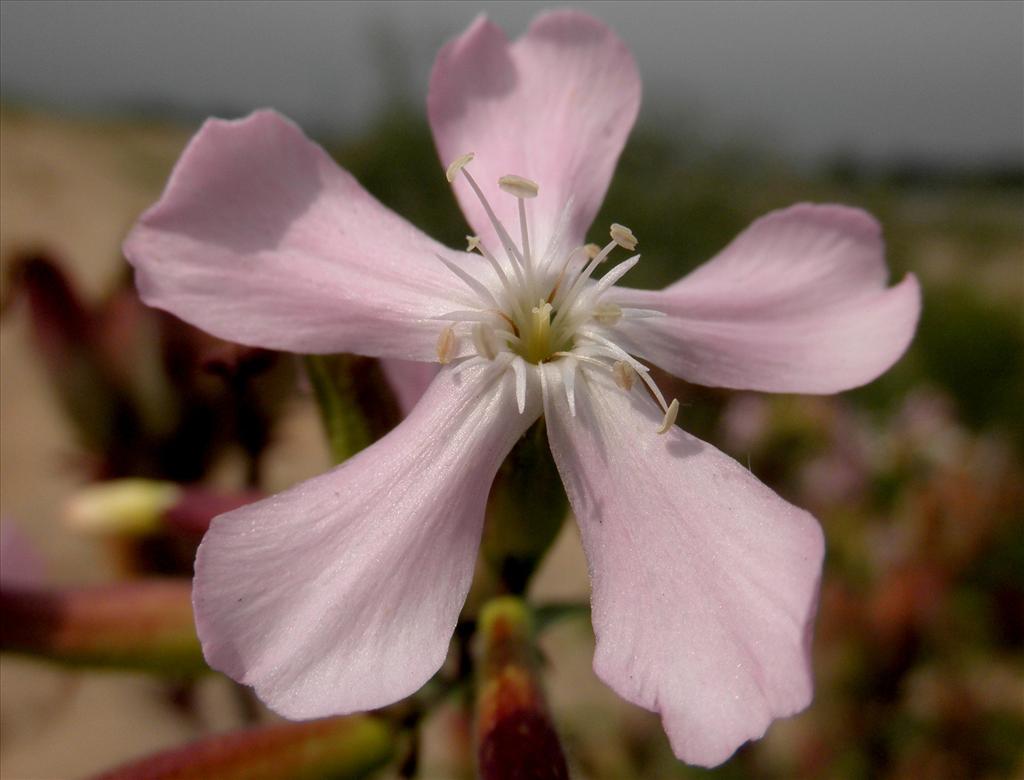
[[475, 597, 569, 780], [64, 479, 182, 536]]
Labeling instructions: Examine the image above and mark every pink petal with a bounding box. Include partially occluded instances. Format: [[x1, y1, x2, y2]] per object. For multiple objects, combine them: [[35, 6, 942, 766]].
[[429, 11, 641, 251], [379, 358, 440, 416], [194, 363, 542, 717], [611, 205, 921, 393], [124, 109, 487, 361], [542, 365, 824, 767]]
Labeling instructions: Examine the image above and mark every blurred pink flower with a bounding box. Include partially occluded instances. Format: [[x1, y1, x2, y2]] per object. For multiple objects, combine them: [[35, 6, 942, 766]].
[[123, 11, 919, 767]]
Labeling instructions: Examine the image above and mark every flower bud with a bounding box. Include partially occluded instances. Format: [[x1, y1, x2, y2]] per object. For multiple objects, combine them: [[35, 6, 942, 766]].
[[64, 479, 182, 536], [475, 597, 569, 780]]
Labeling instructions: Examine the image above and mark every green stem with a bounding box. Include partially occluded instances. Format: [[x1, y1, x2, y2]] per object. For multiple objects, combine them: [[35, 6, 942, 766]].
[[303, 355, 402, 464]]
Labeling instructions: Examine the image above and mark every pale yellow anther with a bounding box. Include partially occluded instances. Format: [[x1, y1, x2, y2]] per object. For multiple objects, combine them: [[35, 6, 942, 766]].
[[445, 152, 475, 183], [612, 360, 636, 391], [657, 398, 680, 435], [584, 243, 602, 259], [436, 326, 457, 364], [593, 302, 622, 326], [498, 174, 539, 199], [610, 223, 638, 251], [472, 322, 499, 361], [466, 235, 482, 253]]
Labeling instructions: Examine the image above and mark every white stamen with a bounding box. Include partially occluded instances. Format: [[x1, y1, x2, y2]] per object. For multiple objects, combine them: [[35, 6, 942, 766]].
[[613, 360, 636, 390], [578, 329, 670, 412], [458, 167, 527, 274], [466, 235, 481, 252], [560, 357, 578, 417], [472, 322, 500, 360], [539, 359, 551, 409], [511, 356, 527, 414], [547, 245, 589, 303], [595, 255, 640, 295], [551, 237, 619, 315], [446, 152, 475, 183], [436, 326, 457, 364], [518, 196, 534, 285], [539, 196, 574, 272], [467, 237, 522, 316], [620, 307, 666, 319], [657, 398, 679, 434], [436, 254, 499, 309], [451, 354, 485, 375], [498, 174, 539, 199], [584, 243, 602, 259], [435, 310, 503, 324], [553, 351, 610, 372], [610, 223, 638, 251], [593, 301, 623, 326]]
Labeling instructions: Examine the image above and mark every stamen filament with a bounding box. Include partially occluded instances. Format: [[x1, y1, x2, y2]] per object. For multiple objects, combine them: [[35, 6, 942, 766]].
[[459, 167, 527, 275], [538, 196, 574, 273], [435, 310, 501, 323], [578, 329, 671, 413], [620, 307, 666, 319], [518, 196, 535, 289], [470, 239, 527, 321], [511, 356, 528, 413], [436, 254, 500, 309], [552, 351, 611, 372], [594, 255, 640, 294], [546, 245, 589, 304], [560, 357, 578, 416], [550, 238, 618, 320]]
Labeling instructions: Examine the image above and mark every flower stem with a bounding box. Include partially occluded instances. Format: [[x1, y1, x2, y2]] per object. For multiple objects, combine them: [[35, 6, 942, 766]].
[[303, 354, 402, 464]]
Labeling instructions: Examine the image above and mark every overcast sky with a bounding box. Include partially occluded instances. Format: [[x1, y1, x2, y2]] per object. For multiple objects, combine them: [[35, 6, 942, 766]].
[[2, 1, 1021, 166]]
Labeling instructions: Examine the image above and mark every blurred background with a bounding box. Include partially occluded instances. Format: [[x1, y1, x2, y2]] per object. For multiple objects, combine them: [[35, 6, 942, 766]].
[[1, 2, 1021, 778]]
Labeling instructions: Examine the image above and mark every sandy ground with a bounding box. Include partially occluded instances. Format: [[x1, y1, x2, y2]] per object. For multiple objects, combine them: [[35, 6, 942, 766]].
[[0, 107, 601, 779]]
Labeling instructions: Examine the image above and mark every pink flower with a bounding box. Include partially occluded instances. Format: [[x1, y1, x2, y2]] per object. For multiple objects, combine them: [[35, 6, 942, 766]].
[[123, 11, 920, 767]]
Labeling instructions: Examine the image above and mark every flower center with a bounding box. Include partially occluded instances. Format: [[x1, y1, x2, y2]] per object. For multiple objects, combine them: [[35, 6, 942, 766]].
[[435, 153, 678, 434]]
